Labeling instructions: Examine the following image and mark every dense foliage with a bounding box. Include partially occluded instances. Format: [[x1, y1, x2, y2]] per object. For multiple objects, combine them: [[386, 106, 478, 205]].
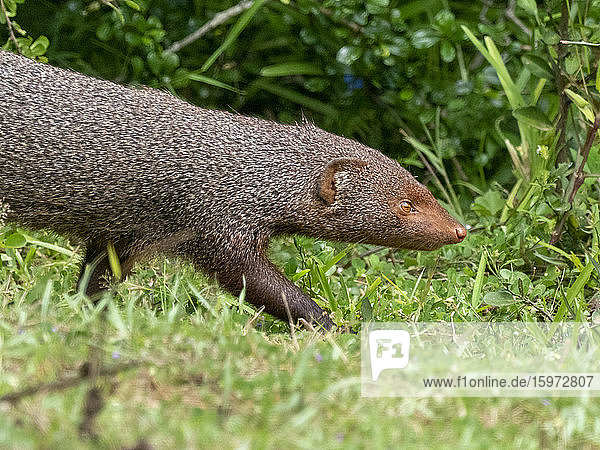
[[1, 1, 600, 446]]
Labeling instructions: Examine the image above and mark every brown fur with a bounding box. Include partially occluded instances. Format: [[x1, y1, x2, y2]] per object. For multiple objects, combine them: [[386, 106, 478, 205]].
[[0, 51, 466, 330]]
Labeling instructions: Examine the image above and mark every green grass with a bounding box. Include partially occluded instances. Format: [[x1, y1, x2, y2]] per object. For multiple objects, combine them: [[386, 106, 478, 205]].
[[1, 227, 600, 448]]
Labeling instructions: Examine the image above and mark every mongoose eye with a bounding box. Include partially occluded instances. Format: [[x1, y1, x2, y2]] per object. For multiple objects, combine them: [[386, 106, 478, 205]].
[[399, 201, 414, 213]]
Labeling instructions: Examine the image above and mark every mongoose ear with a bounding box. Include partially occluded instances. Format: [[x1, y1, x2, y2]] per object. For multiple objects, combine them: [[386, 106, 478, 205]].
[[317, 157, 368, 205]]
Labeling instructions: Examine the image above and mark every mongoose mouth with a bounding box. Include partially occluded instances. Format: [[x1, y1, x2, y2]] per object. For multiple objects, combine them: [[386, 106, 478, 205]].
[[455, 225, 467, 243]]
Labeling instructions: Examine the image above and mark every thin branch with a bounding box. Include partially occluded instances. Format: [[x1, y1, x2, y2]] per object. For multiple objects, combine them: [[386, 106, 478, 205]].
[[522, 298, 555, 321], [168, 1, 366, 54], [0, 0, 20, 54], [505, 0, 532, 38], [550, 114, 600, 244], [452, 157, 469, 181], [281, 293, 299, 347], [319, 7, 365, 34], [357, 246, 387, 260], [550, 214, 569, 246], [167, 0, 254, 53], [479, 0, 493, 24], [0, 361, 141, 403], [567, 115, 600, 203], [559, 40, 600, 47]]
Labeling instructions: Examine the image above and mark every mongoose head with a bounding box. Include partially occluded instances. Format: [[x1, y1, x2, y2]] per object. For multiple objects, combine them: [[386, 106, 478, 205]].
[[315, 157, 467, 250]]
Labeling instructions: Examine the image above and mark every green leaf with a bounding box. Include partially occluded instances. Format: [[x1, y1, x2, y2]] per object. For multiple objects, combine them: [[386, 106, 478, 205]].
[[4, 232, 27, 248], [537, 242, 584, 269], [512, 106, 553, 131], [201, 0, 268, 72], [461, 26, 524, 108], [440, 41, 456, 63], [483, 290, 516, 306], [542, 30, 560, 45], [565, 54, 579, 75], [260, 62, 323, 77], [3, 0, 16, 15], [472, 190, 505, 217], [291, 268, 310, 282], [162, 51, 180, 72], [461, 25, 490, 58], [596, 66, 600, 92], [564, 88, 589, 108], [130, 55, 144, 74], [96, 23, 112, 41], [411, 29, 440, 49], [521, 54, 553, 79], [360, 297, 373, 321], [362, 277, 382, 301], [566, 263, 593, 304], [517, 0, 538, 17], [29, 35, 49, 56], [336, 46, 362, 65], [124, 0, 141, 11], [366, 0, 389, 14], [314, 262, 336, 312], [484, 36, 524, 108], [564, 89, 596, 123], [23, 237, 75, 257], [360, 277, 382, 320], [107, 242, 122, 280], [147, 52, 161, 76], [531, 78, 546, 105], [322, 249, 348, 274], [434, 10, 456, 34]]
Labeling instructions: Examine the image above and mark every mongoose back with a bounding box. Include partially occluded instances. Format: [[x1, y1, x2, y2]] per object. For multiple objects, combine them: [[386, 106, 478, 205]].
[[0, 50, 466, 330]]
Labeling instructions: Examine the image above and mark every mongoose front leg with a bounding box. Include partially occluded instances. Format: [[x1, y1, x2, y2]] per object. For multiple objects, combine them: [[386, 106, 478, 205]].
[[202, 255, 334, 330]]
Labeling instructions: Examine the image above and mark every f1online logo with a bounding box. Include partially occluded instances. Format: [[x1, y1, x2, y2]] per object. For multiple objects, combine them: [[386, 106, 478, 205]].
[[369, 330, 410, 381]]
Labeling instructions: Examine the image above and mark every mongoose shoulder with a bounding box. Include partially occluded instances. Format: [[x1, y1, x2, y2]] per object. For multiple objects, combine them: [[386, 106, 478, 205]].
[[0, 50, 466, 330]]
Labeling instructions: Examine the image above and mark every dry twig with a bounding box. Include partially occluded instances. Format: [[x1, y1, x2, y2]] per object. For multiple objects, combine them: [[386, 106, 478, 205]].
[[0, 0, 20, 53], [550, 114, 600, 244]]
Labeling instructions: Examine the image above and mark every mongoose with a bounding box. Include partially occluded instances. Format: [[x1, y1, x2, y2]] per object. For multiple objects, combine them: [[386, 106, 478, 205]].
[[0, 50, 466, 330]]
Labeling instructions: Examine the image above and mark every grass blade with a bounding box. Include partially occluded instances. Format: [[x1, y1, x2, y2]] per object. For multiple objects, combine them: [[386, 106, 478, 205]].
[[314, 262, 337, 312], [187, 73, 243, 93], [201, 0, 269, 72], [471, 251, 487, 308], [566, 262, 593, 305], [260, 62, 323, 77], [253, 79, 337, 117]]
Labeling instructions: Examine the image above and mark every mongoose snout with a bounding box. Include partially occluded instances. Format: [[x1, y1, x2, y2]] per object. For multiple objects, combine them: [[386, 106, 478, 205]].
[[0, 50, 466, 330]]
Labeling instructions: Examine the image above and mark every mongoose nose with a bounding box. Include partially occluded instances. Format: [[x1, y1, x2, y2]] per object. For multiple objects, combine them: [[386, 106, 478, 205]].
[[455, 226, 467, 242]]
